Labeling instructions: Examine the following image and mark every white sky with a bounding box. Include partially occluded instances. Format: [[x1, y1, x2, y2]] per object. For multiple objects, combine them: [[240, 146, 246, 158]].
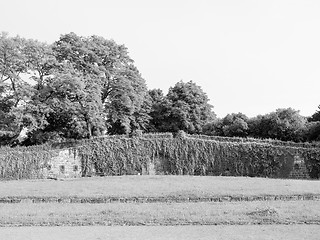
[[1, 0, 319, 118]]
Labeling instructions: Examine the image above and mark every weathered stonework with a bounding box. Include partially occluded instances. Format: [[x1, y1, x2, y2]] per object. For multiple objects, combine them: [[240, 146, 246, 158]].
[[141, 160, 156, 175], [289, 155, 310, 179], [43, 149, 81, 179]]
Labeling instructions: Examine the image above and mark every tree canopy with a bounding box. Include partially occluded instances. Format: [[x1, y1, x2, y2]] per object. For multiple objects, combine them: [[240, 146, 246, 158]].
[[0, 32, 319, 145], [0, 32, 151, 145], [249, 108, 307, 142], [148, 81, 215, 134]]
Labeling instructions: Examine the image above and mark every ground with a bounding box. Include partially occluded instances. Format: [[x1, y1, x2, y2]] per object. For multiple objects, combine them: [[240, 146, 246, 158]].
[[0, 176, 319, 239], [1, 225, 320, 240]]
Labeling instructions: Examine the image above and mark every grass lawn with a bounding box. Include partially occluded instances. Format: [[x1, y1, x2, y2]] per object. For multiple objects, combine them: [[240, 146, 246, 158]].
[[1, 176, 319, 228], [1, 200, 320, 226], [1, 175, 320, 198]]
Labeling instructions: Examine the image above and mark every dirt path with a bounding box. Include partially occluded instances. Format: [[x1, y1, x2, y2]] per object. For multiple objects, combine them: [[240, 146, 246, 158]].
[[1, 225, 319, 240]]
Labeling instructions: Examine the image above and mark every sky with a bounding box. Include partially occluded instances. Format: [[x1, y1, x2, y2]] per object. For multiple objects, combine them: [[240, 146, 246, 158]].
[[1, 0, 319, 118]]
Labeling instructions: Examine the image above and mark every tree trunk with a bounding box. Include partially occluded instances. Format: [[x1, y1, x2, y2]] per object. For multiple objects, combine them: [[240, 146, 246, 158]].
[[87, 121, 92, 139]]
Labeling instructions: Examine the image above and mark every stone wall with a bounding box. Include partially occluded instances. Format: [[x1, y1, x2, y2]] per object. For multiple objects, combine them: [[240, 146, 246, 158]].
[[42, 149, 312, 179], [147, 153, 312, 179], [289, 155, 310, 179], [43, 149, 81, 179]]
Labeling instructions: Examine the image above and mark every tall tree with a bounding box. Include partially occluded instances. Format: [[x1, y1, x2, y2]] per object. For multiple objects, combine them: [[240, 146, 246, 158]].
[[158, 81, 215, 133], [0, 33, 39, 143], [0, 33, 35, 112], [24, 39, 57, 90], [1, 32, 150, 144], [147, 89, 171, 132], [52, 33, 150, 134]]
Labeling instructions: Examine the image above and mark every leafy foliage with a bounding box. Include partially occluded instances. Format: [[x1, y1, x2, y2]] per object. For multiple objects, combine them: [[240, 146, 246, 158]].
[[1, 133, 320, 180], [147, 89, 171, 132], [203, 113, 249, 137], [0, 33, 33, 138], [306, 106, 320, 142], [248, 108, 307, 142], [53, 33, 150, 135], [0, 146, 51, 180], [185, 133, 320, 148], [0, 32, 151, 144], [74, 133, 320, 179], [148, 81, 215, 134], [309, 105, 320, 122], [0, 32, 319, 145], [306, 122, 320, 142]]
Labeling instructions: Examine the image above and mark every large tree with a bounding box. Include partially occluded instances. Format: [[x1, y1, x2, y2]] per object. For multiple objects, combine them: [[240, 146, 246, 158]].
[[202, 113, 249, 137], [153, 81, 215, 133], [52, 33, 150, 135], [0, 32, 151, 145], [248, 108, 307, 142], [147, 89, 171, 132], [0, 33, 38, 143], [0, 33, 30, 107], [221, 113, 249, 137]]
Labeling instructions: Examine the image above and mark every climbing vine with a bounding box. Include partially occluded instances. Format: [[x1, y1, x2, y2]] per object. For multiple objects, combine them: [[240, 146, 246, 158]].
[[74, 134, 320, 178], [0, 146, 52, 180], [1, 132, 320, 180]]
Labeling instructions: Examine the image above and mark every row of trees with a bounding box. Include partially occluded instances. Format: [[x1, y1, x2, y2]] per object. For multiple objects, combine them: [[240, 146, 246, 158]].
[[1, 32, 319, 146], [203, 108, 320, 142], [0, 32, 215, 145], [147, 86, 320, 142]]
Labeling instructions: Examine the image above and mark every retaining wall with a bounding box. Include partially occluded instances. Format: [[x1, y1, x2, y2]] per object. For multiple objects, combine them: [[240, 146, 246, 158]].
[[45, 149, 313, 179]]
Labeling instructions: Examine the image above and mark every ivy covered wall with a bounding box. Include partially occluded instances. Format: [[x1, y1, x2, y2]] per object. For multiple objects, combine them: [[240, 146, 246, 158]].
[[1, 132, 319, 180]]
